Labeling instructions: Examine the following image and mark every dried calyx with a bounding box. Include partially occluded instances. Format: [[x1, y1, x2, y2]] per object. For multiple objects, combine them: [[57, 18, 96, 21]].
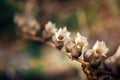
[[70, 32, 88, 59], [84, 40, 109, 67], [52, 27, 71, 49], [93, 40, 109, 57], [42, 21, 57, 40]]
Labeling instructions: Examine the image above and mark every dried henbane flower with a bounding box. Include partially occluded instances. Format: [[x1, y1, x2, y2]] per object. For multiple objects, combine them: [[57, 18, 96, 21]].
[[42, 21, 57, 40], [93, 40, 109, 57], [53, 27, 71, 49], [71, 32, 88, 59]]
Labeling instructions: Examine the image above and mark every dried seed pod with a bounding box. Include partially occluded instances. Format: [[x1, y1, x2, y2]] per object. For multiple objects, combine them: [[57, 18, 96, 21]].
[[71, 45, 82, 59], [55, 41, 64, 49], [53, 27, 71, 49], [69, 32, 88, 59], [93, 40, 109, 57], [84, 49, 94, 62], [74, 32, 88, 54], [42, 30, 53, 40], [29, 20, 40, 30], [42, 21, 57, 40], [45, 21, 57, 34], [89, 54, 102, 68], [84, 49, 102, 68], [65, 41, 75, 52], [83, 40, 109, 68], [14, 13, 25, 27]]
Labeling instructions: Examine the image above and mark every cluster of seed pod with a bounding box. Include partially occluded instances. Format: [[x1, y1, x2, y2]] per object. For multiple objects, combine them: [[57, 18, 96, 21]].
[[14, 13, 40, 36], [14, 14, 120, 80]]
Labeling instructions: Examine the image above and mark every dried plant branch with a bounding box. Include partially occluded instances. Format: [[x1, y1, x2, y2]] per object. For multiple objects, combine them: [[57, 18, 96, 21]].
[[14, 2, 120, 79], [15, 17, 120, 79]]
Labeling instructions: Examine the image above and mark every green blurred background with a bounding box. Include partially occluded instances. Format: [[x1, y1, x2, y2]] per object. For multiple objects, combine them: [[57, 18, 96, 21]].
[[0, 0, 120, 80]]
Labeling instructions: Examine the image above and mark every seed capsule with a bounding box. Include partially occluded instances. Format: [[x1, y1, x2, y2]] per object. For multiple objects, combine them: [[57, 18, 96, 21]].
[[43, 21, 57, 40], [84, 49, 102, 68], [65, 41, 75, 52], [52, 27, 71, 49], [71, 45, 82, 59]]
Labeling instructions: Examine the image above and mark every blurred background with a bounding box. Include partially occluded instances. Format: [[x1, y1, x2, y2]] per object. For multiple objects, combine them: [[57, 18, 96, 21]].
[[0, 0, 120, 80]]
